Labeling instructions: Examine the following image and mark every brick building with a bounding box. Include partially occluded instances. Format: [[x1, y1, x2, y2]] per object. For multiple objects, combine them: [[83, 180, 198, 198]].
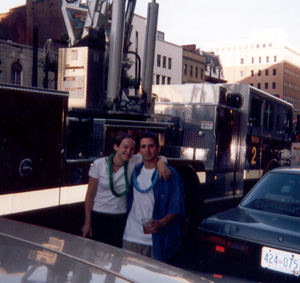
[[0, 0, 67, 49], [0, 0, 67, 88]]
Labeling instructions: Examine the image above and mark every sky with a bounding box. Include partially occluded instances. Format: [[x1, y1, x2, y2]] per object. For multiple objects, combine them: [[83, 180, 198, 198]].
[[2, 0, 300, 51]]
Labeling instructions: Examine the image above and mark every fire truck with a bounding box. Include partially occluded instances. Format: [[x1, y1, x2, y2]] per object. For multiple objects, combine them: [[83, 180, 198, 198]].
[[0, 0, 295, 234]]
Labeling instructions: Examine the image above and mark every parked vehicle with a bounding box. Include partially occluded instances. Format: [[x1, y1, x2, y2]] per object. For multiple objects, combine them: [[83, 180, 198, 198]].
[[0, 217, 252, 283], [198, 167, 300, 282]]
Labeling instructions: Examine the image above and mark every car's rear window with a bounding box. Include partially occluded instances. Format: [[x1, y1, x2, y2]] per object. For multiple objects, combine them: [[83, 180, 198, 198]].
[[242, 172, 300, 217]]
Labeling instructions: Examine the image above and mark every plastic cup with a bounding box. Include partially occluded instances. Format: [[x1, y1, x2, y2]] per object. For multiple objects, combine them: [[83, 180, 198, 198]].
[[142, 218, 154, 234]]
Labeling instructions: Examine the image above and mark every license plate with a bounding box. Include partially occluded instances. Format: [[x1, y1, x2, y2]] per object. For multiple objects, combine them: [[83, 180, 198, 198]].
[[261, 247, 300, 276]]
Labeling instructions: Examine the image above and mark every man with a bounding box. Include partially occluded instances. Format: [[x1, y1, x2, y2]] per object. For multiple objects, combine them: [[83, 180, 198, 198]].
[[123, 132, 185, 262]]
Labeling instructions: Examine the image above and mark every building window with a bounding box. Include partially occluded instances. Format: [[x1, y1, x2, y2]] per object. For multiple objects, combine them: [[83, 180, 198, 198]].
[[250, 83, 254, 86], [240, 58, 244, 64], [272, 82, 276, 89], [265, 83, 268, 89], [184, 64, 187, 75], [257, 83, 261, 89], [163, 56, 166, 68], [274, 56, 277, 62], [168, 58, 172, 70], [11, 61, 23, 85], [201, 68, 204, 80], [190, 66, 193, 77], [273, 69, 277, 75], [195, 67, 198, 78], [157, 31, 164, 40], [265, 70, 269, 76], [251, 70, 254, 76], [259, 57, 262, 63], [162, 75, 166, 84], [256, 44, 260, 48], [251, 57, 254, 64], [156, 74, 160, 84], [157, 55, 161, 67], [167, 77, 171, 84], [240, 71, 244, 77], [258, 70, 261, 76], [266, 56, 269, 63]]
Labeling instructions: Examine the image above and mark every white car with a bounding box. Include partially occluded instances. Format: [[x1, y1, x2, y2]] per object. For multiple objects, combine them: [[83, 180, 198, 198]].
[[0, 217, 252, 282]]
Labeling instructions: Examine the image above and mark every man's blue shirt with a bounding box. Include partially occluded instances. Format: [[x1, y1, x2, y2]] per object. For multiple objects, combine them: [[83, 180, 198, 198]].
[[127, 163, 185, 262]]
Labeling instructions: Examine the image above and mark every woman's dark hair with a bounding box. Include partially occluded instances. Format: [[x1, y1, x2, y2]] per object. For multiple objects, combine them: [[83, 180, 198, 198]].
[[114, 132, 135, 147], [139, 132, 159, 148]]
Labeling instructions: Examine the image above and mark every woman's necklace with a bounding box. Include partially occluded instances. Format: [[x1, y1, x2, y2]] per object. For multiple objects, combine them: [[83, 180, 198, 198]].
[[108, 154, 129, 197], [133, 166, 159, 193]]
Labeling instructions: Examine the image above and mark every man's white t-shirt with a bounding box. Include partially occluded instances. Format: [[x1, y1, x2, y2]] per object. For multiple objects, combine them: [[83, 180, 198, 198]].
[[123, 165, 155, 246], [89, 154, 142, 214]]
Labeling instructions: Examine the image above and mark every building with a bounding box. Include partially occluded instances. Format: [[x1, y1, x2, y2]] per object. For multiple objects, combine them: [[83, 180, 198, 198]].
[[0, 2, 224, 90], [202, 50, 226, 83], [0, 0, 69, 88], [0, 6, 26, 45], [209, 29, 300, 110], [0, 0, 67, 49], [154, 34, 183, 85], [128, 16, 223, 86], [128, 14, 183, 86], [0, 39, 56, 89], [182, 44, 205, 84]]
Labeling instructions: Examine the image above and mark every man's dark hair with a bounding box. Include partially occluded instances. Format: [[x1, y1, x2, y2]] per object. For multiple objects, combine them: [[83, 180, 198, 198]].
[[139, 132, 159, 148]]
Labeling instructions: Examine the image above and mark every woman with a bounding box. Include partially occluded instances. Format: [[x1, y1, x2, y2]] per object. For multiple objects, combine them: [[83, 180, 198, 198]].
[[82, 132, 169, 247]]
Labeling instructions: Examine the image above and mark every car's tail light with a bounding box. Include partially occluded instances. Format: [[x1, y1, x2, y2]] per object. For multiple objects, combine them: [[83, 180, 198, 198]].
[[207, 235, 249, 254], [215, 245, 225, 253]]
